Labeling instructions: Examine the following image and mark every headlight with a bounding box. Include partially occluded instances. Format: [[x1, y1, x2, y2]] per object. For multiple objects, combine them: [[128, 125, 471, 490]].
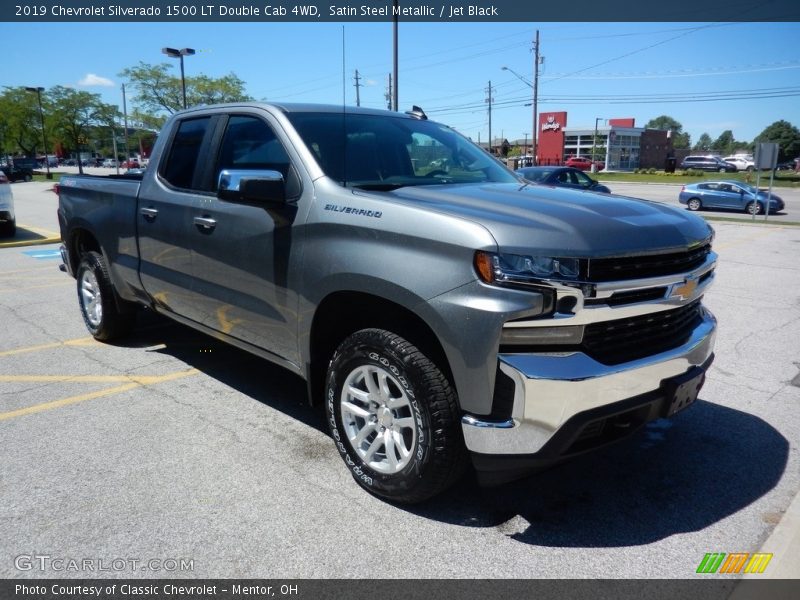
[[474, 251, 584, 287]]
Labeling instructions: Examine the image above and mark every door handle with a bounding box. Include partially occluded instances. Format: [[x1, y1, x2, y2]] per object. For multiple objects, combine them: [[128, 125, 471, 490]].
[[140, 207, 158, 221], [193, 216, 217, 231]]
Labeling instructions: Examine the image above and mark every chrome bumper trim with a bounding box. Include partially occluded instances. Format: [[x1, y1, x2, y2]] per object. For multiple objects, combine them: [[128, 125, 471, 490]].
[[462, 309, 716, 455]]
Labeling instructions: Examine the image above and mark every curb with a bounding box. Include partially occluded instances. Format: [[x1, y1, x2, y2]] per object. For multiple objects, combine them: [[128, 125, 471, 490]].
[[0, 236, 60, 249], [742, 488, 800, 580], [728, 489, 800, 599], [702, 217, 800, 228]]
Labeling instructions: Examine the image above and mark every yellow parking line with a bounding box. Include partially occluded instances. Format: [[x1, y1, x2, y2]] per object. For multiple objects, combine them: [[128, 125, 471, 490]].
[[0, 337, 96, 357], [19, 224, 60, 238], [0, 368, 199, 422], [0, 373, 196, 384], [0, 236, 61, 249], [0, 383, 141, 422]]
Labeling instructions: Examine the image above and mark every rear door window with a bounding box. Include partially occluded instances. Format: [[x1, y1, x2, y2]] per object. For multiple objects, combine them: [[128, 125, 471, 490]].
[[160, 117, 213, 190]]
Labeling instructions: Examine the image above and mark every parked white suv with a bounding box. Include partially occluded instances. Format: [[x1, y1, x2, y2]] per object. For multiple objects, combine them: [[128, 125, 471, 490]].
[[723, 155, 755, 171], [0, 169, 16, 237]]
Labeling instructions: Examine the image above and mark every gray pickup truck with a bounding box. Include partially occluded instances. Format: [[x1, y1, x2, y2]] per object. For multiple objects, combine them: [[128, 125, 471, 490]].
[[58, 103, 716, 502]]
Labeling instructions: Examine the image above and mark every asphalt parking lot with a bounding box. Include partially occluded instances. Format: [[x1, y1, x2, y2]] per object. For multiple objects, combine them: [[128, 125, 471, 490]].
[[1, 183, 799, 580]]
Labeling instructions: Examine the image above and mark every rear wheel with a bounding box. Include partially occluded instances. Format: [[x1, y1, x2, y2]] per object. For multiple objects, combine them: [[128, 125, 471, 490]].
[[745, 201, 763, 215], [325, 328, 467, 503], [76, 251, 136, 341], [687, 198, 702, 211]]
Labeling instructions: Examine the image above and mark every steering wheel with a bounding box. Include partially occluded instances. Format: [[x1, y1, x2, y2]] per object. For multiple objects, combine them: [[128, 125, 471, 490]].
[[426, 170, 448, 178]]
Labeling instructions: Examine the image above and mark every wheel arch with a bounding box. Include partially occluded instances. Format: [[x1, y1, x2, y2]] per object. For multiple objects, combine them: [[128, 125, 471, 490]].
[[306, 291, 453, 407], [65, 226, 102, 276]]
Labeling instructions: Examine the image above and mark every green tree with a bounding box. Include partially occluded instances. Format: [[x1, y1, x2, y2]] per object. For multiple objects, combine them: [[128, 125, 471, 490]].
[[754, 120, 800, 162], [711, 130, 736, 155], [0, 87, 46, 157], [48, 86, 119, 174], [645, 115, 690, 149], [120, 62, 252, 124], [693, 133, 712, 152]]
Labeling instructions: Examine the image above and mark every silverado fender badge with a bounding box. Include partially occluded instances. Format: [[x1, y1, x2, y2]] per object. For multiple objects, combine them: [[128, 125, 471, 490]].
[[324, 204, 383, 218]]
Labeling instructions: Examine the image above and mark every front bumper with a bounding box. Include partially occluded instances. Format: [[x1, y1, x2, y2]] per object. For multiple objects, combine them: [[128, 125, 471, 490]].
[[462, 308, 716, 471]]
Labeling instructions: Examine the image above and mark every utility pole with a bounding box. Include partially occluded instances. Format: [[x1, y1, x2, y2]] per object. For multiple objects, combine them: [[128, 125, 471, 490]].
[[392, 1, 399, 111], [485, 81, 494, 155], [353, 69, 362, 107], [385, 74, 392, 110], [532, 29, 541, 165]]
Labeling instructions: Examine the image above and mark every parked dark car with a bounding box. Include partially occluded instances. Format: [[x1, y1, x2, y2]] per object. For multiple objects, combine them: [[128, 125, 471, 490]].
[[0, 165, 33, 182], [775, 158, 799, 171], [679, 180, 784, 215], [680, 156, 737, 172], [517, 166, 612, 193]]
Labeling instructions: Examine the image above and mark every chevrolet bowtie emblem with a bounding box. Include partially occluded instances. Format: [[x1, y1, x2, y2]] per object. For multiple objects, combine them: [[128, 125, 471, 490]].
[[672, 277, 698, 299]]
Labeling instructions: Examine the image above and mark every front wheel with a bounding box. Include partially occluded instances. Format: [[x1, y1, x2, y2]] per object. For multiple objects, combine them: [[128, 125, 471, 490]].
[[745, 201, 763, 215], [325, 328, 467, 503], [76, 251, 136, 341], [687, 198, 702, 211]]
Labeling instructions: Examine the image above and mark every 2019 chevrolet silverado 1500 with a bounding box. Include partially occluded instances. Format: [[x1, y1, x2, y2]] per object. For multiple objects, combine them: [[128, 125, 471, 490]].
[[58, 103, 717, 502]]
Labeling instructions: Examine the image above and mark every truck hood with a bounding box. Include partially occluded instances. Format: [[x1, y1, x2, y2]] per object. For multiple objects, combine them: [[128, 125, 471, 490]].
[[384, 182, 713, 257]]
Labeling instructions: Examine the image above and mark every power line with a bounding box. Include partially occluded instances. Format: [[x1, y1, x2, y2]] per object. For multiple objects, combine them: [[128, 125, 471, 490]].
[[426, 87, 800, 116]]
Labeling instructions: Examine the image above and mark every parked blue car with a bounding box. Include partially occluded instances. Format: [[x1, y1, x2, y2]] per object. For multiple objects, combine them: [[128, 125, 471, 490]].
[[678, 180, 784, 215]]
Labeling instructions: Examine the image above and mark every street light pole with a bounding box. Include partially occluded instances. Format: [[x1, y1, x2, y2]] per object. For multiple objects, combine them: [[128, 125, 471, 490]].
[[24, 86, 52, 179], [591, 117, 604, 173], [162, 47, 195, 109]]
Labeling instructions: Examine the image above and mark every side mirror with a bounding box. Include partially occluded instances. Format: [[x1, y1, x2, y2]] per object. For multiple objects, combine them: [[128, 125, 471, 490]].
[[217, 169, 286, 204]]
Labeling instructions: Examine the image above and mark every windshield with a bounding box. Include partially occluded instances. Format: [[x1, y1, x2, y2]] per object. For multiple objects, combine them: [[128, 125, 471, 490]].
[[286, 112, 519, 189], [737, 183, 759, 194], [518, 168, 552, 182]]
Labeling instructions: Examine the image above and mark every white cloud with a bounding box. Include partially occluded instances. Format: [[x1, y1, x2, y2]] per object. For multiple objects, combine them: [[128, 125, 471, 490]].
[[78, 73, 115, 87]]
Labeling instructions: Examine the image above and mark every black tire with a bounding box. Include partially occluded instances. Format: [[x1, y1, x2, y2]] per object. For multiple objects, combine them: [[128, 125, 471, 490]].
[[76, 251, 136, 341], [745, 201, 763, 216], [686, 198, 702, 212], [718, 167, 726, 173], [0, 219, 14, 237], [325, 328, 467, 503], [24, 174, 32, 182]]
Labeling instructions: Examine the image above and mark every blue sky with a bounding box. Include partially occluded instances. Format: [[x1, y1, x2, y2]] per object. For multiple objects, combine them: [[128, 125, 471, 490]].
[[1, 21, 799, 146]]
